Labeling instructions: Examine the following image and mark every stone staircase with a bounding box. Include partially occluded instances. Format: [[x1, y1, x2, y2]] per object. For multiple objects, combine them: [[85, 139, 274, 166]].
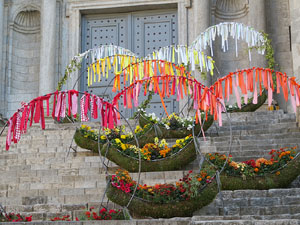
[[0, 111, 299, 224], [201, 110, 300, 162]]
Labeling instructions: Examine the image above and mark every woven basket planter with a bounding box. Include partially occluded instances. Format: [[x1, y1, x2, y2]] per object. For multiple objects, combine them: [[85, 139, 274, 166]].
[[220, 155, 300, 190], [106, 180, 218, 218]]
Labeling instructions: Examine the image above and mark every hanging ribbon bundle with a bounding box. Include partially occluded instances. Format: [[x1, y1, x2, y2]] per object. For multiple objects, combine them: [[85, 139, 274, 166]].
[[210, 67, 300, 114], [190, 22, 266, 60], [89, 58, 194, 90], [5, 90, 120, 151], [113, 75, 223, 126], [87, 54, 214, 88], [144, 45, 215, 74], [87, 54, 137, 87]]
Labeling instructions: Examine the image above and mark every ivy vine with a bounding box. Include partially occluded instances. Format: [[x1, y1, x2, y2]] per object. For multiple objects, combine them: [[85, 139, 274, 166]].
[[57, 56, 82, 91]]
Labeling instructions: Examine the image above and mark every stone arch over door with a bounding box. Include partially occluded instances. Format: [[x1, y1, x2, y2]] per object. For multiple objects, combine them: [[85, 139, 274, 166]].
[[7, 6, 41, 117]]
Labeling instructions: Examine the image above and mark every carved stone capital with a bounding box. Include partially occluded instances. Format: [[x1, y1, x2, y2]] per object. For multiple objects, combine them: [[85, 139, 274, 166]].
[[213, 0, 249, 20]]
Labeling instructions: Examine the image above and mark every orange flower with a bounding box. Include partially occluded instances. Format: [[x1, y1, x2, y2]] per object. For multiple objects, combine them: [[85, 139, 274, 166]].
[[276, 171, 280, 175], [197, 177, 202, 182], [254, 168, 259, 172], [290, 156, 294, 159]]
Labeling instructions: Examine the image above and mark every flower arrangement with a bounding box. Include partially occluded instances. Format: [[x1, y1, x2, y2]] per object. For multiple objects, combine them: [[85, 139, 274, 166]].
[[49, 207, 126, 221], [206, 147, 300, 190], [74, 123, 154, 153], [110, 135, 193, 161], [107, 169, 218, 218], [111, 169, 214, 204], [0, 212, 32, 222], [101, 134, 196, 172], [78, 125, 133, 144], [207, 147, 298, 177], [139, 110, 213, 138]]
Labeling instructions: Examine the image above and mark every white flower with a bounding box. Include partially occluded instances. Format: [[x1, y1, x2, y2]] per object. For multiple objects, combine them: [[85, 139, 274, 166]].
[[229, 105, 233, 108], [187, 125, 193, 130], [164, 124, 170, 130]]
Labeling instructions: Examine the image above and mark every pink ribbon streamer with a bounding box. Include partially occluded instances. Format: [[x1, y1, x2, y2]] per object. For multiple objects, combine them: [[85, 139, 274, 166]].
[[232, 78, 241, 108]]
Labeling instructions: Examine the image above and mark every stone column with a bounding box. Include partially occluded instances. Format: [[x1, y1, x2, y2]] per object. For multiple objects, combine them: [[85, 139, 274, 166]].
[[192, 0, 211, 86], [39, 0, 56, 96], [266, 0, 293, 112], [0, 0, 4, 115]]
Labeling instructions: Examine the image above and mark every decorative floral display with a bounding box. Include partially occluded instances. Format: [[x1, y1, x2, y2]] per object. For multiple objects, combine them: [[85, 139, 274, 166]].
[[0, 213, 32, 222], [50, 207, 125, 221], [110, 169, 214, 204], [207, 147, 298, 177], [111, 135, 193, 161], [139, 110, 205, 131], [78, 124, 153, 144], [78, 125, 132, 143]]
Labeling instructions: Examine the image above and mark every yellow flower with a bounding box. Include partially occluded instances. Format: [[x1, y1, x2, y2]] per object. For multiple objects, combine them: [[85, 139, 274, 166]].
[[154, 137, 159, 144], [135, 126, 142, 133], [115, 138, 121, 144], [121, 143, 127, 150], [100, 135, 106, 140], [121, 135, 126, 139], [81, 124, 87, 129]]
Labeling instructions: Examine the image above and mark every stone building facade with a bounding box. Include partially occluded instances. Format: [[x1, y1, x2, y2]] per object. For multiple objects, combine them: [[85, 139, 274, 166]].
[[0, 0, 299, 117]]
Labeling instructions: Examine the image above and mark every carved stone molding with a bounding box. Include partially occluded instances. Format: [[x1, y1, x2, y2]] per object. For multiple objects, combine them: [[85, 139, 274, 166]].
[[13, 8, 40, 33], [213, 0, 249, 20]]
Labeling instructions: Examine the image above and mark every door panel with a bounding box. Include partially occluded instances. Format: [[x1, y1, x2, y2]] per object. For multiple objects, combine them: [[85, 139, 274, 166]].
[[81, 10, 178, 118]]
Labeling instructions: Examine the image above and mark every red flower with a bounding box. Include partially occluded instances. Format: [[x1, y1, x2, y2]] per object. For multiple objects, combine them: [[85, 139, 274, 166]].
[[76, 217, 79, 221], [25, 216, 32, 222], [99, 208, 107, 214], [109, 209, 117, 214]]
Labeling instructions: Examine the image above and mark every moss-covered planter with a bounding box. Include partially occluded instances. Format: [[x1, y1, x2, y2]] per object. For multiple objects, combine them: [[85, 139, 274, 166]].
[[101, 140, 196, 172], [74, 129, 102, 153], [139, 115, 214, 139], [228, 91, 267, 113], [221, 155, 300, 190], [106, 180, 218, 218]]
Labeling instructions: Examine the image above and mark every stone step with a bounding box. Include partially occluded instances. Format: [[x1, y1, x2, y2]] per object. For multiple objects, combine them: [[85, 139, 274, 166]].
[[195, 188, 300, 217], [191, 219, 300, 225], [192, 214, 300, 221], [201, 136, 300, 147], [201, 131, 300, 143]]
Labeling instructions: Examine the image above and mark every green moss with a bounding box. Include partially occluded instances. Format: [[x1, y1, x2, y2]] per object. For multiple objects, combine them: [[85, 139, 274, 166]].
[[220, 156, 300, 190], [74, 129, 102, 153], [106, 181, 218, 218], [101, 140, 196, 172]]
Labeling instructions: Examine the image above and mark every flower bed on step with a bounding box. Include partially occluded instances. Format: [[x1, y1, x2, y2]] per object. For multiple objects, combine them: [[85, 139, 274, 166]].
[[139, 112, 213, 138], [74, 124, 155, 153], [106, 169, 218, 218], [101, 135, 196, 172], [206, 147, 300, 190]]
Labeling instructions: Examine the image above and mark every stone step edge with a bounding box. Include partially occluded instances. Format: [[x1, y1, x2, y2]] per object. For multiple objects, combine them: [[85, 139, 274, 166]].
[[192, 219, 300, 225]]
